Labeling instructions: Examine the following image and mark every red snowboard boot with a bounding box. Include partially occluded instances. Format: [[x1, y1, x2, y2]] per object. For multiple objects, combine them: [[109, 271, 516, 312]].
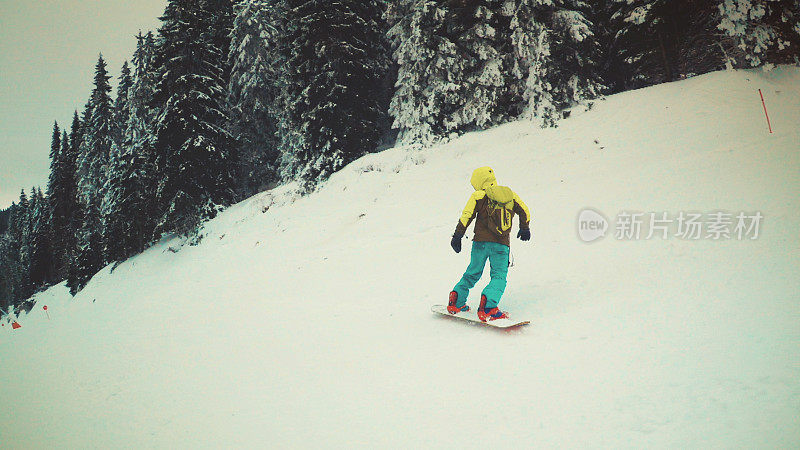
[[477, 294, 508, 322], [447, 291, 470, 314]]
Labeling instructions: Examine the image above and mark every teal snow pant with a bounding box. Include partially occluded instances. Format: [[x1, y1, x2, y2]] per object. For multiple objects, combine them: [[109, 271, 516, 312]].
[[452, 241, 510, 310]]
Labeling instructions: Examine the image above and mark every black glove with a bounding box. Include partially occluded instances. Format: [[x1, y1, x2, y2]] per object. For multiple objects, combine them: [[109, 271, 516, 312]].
[[517, 228, 531, 241], [451, 234, 462, 253]]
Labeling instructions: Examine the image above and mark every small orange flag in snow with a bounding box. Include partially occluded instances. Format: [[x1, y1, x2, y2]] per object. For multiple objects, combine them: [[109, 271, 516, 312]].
[[12, 322, 21, 329]]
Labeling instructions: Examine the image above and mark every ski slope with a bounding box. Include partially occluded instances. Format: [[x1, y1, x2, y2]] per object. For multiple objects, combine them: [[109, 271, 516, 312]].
[[2, 67, 799, 448]]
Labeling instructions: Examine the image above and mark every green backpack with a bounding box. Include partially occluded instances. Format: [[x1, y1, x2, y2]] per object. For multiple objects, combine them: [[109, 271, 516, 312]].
[[483, 185, 515, 236]]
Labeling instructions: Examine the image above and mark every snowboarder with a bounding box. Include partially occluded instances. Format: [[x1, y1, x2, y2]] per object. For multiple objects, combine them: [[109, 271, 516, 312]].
[[448, 167, 531, 321]]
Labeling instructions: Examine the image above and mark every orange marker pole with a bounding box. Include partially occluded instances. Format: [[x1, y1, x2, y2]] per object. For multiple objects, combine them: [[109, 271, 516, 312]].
[[759, 89, 773, 133]]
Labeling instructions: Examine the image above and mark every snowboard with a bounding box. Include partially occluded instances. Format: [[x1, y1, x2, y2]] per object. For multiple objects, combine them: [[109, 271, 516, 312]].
[[431, 305, 530, 329]]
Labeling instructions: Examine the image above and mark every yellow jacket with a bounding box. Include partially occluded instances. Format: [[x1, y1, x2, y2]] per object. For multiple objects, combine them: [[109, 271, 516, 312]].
[[454, 167, 531, 247]]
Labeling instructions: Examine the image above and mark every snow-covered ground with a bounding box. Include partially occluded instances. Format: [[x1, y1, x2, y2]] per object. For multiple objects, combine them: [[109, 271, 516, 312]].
[[2, 67, 799, 448]]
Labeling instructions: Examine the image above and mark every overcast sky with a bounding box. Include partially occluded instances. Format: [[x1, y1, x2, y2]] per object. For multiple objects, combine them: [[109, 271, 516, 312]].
[[0, 0, 168, 209]]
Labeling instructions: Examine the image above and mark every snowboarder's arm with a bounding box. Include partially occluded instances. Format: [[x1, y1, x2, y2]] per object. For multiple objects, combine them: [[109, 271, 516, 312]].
[[454, 191, 485, 237], [513, 193, 531, 230]]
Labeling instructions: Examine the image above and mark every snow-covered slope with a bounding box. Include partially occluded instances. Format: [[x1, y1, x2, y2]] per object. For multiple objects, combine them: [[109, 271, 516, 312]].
[[3, 67, 799, 448]]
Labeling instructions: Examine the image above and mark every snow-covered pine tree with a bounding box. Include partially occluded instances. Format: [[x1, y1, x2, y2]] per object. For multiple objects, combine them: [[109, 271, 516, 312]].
[[113, 61, 133, 145], [0, 232, 20, 312], [61, 112, 83, 292], [103, 56, 148, 262], [130, 32, 159, 242], [0, 201, 27, 309], [66, 112, 86, 295], [103, 32, 160, 262], [73, 56, 115, 292], [718, 0, 800, 67], [446, 0, 512, 133], [103, 144, 151, 262], [17, 190, 31, 276], [389, 0, 603, 139], [11, 190, 33, 300], [281, 0, 391, 186], [606, 0, 728, 91], [0, 206, 11, 235], [506, 0, 559, 126], [207, 0, 236, 71], [388, 0, 461, 145], [385, 0, 414, 33], [54, 128, 77, 279], [228, 0, 285, 196], [71, 191, 104, 294], [46, 121, 61, 202], [46, 121, 68, 280], [152, 0, 236, 237], [589, 0, 624, 93], [669, 1, 739, 78], [131, 33, 158, 118], [504, 0, 607, 125], [28, 188, 54, 288], [78, 55, 115, 205], [547, 1, 607, 109]]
